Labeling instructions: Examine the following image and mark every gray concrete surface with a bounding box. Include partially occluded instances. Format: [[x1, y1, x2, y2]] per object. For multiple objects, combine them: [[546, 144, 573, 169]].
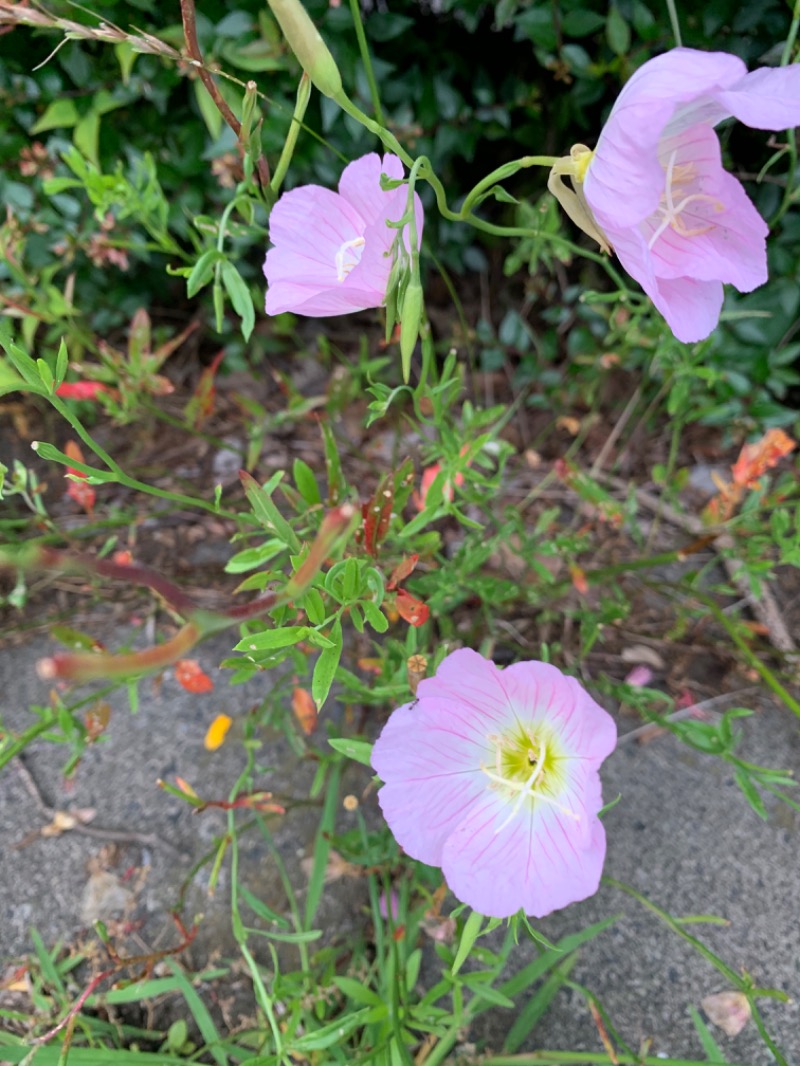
[[1, 627, 798, 1064]]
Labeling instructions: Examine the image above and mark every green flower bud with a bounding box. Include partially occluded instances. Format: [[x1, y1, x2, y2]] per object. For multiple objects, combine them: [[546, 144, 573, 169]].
[[268, 0, 343, 100], [399, 279, 423, 383]]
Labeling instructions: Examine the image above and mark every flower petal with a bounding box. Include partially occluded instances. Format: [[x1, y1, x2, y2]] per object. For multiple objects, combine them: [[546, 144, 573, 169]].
[[339, 153, 404, 225], [645, 125, 768, 291], [373, 698, 493, 866], [714, 65, 800, 131], [586, 49, 747, 228], [265, 279, 386, 317], [603, 223, 725, 343], [266, 184, 365, 269], [415, 648, 518, 731], [441, 773, 607, 918], [501, 660, 618, 764]]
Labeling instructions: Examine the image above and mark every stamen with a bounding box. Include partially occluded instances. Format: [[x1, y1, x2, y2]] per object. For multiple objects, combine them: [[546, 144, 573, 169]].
[[335, 236, 365, 282], [648, 150, 725, 250], [481, 734, 580, 834]]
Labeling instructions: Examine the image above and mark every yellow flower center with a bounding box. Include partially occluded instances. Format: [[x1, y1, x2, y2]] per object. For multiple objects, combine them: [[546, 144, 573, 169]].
[[481, 723, 578, 833]]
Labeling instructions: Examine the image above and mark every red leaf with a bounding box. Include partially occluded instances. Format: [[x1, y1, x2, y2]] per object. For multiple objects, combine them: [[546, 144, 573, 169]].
[[387, 553, 419, 591], [64, 440, 96, 515], [175, 659, 214, 694], [395, 589, 430, 627], [292, 686, 318, 735], [56, 381, 110, 401], [362, 477, 394, 557]]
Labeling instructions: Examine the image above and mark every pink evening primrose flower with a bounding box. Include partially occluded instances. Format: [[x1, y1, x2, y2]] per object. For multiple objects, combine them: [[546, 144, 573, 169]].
[[371, 649, 617, 919], [264, 152, 423, 317], [549, 49, 800, 343]]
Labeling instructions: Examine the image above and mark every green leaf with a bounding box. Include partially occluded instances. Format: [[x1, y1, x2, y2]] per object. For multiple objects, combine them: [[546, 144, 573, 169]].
[[74, 110, 100, 166], [221, 261, 255, 342], [293, 457, 321, 505], [290, 1008, 372, 1052], [54, 340, 68, 389], [362, 600, 388, 633], [224, 539, 286, 573], [240, 470, 301, 551], [36, 359, 54, 394], [328, 737, 373, 767], [193, 79, 223, 139], [0, 358, 42, 398], [312, 617, 341, 709], [31, 98, 80, 133], [452, 909, 483, 975], [234, 625, 312, 652], [332, 976, 383, 1006], [688, 1004, 728, 1062], [187, 249, 224, 298], [606, 5, 631, 54]]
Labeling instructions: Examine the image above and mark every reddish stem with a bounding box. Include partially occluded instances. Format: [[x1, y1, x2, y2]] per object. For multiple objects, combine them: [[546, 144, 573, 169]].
[[179, 0, 271, 188]]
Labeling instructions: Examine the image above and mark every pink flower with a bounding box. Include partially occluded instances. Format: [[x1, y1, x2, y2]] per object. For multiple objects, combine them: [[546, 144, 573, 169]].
[[264, 153, 423, 317], [558, 49, 800, 343], [371, 649, 617, 919]]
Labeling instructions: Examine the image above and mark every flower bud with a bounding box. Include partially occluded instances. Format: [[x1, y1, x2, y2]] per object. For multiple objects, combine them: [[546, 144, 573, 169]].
[[268, 0, 343, 100], [399, 278, 423, 383]]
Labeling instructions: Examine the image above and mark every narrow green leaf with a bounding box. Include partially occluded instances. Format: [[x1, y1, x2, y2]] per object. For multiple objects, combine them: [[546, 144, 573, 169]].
[[452, 910, 483, 975], [187, 249, 224, 298], [234, 625, 311, 653], [312, 617, 342, 709], [688, 1003, 728, 1062], [36, 358, 54, 393], [221, 261, 255, 341], [328, 736, 373, 767], [54, 340, 68, 388], [293, 457, 321, 505], [240, 470, 301, 551]]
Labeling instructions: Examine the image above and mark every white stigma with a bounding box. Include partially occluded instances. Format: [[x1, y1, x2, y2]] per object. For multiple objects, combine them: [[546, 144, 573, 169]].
[[648, 149, 724, 250], [335, 236, 365, 282], [482, 734, 581, 834]]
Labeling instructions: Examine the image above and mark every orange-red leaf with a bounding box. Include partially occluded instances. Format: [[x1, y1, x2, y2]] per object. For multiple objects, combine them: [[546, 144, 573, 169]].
[[175, 659, 214, 694], [731, 428, 795, 488], [362, 477, 394, 557], [387, 553, 419, 591], [292, 686, 318, 735], [395, 589, 430, 627], [64, 441, 96, 514]]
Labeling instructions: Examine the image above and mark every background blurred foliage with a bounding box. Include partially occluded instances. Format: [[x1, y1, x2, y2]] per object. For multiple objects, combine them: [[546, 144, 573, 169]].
[[1, 0, 799, 423]]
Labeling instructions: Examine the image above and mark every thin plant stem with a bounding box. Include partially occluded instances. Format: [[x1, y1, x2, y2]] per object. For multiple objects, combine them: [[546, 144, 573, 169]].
[[348, 0, 384, 124], [180, 0, 271, 188], [665, 0, 683, 47], [769, 0, 800, 225], [665, 584, 800, 719]]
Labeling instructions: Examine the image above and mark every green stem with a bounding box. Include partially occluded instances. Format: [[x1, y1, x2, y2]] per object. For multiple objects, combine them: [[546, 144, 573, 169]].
[[665, 0, 683, 47], [48, 396, 245, 520], [603, 877, 741, 985], [770, 0, 800, 226], [348, 0, 384, 124], [459, 155, 559, 216], [483, 1054, 754, 1066], [669, 586, 800, 719], [270, 73, 311, 196], [332, 90, 413, 166]]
